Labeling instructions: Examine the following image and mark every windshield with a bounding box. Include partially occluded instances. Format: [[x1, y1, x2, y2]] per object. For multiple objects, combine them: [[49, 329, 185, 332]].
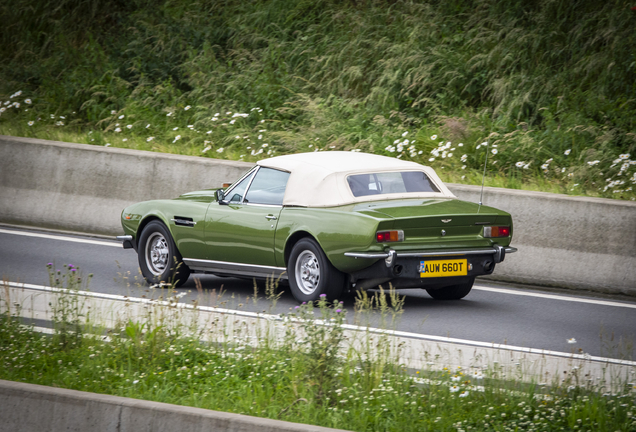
[[347, 171, 440, 197]]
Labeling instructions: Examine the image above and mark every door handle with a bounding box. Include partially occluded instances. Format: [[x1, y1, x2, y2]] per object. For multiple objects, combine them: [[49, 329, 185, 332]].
[[265, 215, 278, 221]]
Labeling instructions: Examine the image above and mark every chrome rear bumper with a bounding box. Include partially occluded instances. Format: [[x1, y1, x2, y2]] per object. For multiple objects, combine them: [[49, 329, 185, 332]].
[[345, 246, 517, 265]]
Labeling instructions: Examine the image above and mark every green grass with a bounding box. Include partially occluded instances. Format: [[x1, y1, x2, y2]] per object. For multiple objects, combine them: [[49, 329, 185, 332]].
[[1, 0, 635, 200], [1, 266, 636, 431]]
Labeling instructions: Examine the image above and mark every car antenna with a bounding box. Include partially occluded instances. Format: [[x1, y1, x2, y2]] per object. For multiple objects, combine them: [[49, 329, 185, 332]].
[[478, 141, 489, 207]]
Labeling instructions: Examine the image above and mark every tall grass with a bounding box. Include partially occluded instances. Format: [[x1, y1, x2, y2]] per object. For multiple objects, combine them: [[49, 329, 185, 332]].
[[2, 265, 635, 431], [1, 0, 635, 199]]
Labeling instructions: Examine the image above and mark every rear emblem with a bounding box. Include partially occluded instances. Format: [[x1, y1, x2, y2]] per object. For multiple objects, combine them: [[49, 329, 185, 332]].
[[441, 229, 446, 236], [441, 219, 452, 223]]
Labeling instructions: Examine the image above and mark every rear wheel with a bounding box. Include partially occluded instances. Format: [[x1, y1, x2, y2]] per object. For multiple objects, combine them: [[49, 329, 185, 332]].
[[288, 238, 346, 303], [138, 221, 190, 287], [426, 278, 474, 300]]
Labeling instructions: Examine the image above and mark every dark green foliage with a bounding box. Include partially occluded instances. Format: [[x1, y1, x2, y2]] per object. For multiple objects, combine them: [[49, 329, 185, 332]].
[[1, 0, 635, 197]]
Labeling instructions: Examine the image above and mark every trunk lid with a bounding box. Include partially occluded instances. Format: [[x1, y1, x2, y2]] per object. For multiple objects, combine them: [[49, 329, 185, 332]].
[[354, 198, 512, 249]]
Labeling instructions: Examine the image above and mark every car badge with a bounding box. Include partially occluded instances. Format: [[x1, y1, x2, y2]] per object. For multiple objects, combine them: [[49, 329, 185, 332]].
[[441, 229, 446, 236], [441, 219, 452, 223]]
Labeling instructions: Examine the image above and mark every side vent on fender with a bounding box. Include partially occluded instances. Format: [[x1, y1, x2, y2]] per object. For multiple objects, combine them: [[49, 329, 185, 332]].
[[171, 216, 196, 227]]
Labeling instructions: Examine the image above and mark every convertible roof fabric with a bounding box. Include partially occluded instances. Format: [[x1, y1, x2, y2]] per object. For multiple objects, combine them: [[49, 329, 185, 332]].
[[257, 151, 455, 207]]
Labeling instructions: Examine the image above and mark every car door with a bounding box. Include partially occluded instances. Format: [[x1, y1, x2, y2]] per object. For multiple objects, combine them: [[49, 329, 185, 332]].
[[203, 166, 290, 267]]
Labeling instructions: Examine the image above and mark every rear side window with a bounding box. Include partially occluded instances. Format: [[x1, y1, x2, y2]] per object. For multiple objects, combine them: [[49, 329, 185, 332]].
[[245, 167, 290, 205], [347, 171, 440, 197]]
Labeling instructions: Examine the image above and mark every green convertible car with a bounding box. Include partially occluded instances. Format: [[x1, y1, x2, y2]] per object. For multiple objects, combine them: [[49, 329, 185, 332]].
[[117, 151, 516, 302]]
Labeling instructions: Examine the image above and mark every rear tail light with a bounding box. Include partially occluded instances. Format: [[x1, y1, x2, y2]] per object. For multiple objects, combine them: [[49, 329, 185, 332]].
[[376, 230, 404, 242], [483, 226, 510, 238]]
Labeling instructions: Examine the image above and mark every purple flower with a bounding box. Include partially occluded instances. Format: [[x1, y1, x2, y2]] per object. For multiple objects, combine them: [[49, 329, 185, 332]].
[[47, 263, 53, 266], [71, 269, 77, 273], [294, 306, 299, 309], [68, 264, 74, 269], [319, 294, 327, 298], [336, 309, 342, 313]]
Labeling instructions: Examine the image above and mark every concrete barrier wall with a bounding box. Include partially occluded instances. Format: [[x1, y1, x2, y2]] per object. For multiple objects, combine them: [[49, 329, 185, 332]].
[[1, 135, 634, 295], [0, 135, 252, 235], [448, 185, 636, 295], [0, 380, 349, 432]]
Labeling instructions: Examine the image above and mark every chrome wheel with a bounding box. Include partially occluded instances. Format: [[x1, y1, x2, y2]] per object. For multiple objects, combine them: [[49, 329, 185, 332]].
[[145, 232, 169, 276], [295, 250, 321, 295]]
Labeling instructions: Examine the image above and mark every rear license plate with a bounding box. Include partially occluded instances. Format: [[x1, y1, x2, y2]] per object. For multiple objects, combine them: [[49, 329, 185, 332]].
[[420, 259, 468, 278]]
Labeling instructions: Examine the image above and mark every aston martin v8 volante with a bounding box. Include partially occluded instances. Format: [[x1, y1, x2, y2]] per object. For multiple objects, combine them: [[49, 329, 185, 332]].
[[118, 151, 516, 302]]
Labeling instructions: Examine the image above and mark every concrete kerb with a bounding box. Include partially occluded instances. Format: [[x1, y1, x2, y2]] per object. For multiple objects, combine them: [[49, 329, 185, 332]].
[[0, 380, 351, 432], [7, 282, 636, 394], [1, 134, 635, 294]]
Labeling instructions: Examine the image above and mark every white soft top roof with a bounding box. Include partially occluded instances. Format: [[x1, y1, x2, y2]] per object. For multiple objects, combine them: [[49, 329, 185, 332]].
[[257, 151, 455, 207]]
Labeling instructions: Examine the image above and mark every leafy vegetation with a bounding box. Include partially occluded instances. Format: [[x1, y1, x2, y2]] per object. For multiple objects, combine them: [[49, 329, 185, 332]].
[[2, 266, 635, 431], [1, 0, 635, 199]]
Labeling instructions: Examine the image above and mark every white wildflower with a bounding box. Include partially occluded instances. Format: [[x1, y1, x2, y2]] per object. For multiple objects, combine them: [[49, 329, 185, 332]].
[[216, 147, 224, 153], [491, 148, 498, 155], [28, 121, 34, 126], [567, 338, 577, 344], [126, 125, 132, 129], [184, 105, 191, 111], [111, 110, 117, 115], [146, 137, 154, 142], [173, 135, 181, 143], [430, 135, 437, 140], [202, 146, 211, 153], [564, 149, 571, 156], [25, 99, 32, 104], [118, 115, 124, 119], [173, 127, 178, 130], [146, 124, 151, 128], [114, 127, 122, 132]]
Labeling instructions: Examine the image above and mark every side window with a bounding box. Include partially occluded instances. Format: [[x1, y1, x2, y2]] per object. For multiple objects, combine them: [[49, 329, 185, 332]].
[[244, 167, 290, 205], [226, 170, 255, 203]]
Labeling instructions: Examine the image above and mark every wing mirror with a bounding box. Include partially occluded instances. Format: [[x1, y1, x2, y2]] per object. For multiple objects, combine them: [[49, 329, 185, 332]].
[[216, 188, 228, 205]]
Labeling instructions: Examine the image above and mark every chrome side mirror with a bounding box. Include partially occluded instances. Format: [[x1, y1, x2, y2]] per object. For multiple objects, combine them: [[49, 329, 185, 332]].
[[215, 188, 228, 205]]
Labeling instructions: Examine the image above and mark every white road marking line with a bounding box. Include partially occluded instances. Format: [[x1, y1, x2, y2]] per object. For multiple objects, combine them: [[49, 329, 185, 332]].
[[474, 285, 636, 309], [7, 281, 636, 367], [2, 227, 634, 310], [0, 228, 121, 248]]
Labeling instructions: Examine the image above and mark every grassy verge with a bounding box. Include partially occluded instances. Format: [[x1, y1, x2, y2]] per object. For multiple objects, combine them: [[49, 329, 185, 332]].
[[1, 0, 635, 200], [1, 267, 635, 431]]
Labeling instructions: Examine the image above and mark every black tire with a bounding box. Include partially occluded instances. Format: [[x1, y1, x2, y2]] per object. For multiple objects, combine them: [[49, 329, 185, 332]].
[[137, 221, 190, 287], [426, 278, 475, 300], [287, 238, 346, 303]]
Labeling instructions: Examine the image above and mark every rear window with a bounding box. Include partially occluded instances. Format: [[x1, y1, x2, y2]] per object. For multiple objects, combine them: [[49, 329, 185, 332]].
[[347, 171, 440, 197]]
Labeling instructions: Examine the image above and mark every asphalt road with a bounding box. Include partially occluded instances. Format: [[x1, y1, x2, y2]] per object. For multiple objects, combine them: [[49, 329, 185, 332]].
[[1, 226, 635, 360]]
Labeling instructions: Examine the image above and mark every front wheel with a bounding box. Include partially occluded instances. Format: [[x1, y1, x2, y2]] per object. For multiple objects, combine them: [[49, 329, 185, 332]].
[[288, 238, 346, 303], [426, 278, 474, 300], [137, 221, 190, 287]]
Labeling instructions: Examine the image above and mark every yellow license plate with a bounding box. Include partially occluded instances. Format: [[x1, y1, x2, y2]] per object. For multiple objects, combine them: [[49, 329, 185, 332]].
[[420, 259, 468, 278]]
